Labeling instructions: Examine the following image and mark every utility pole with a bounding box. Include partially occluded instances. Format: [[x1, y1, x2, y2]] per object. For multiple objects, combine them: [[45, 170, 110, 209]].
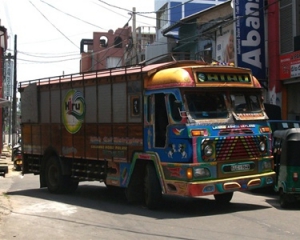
[[132, 7, 137, 65], [4, 53, 13, 145], [11, 35, 17, 146]]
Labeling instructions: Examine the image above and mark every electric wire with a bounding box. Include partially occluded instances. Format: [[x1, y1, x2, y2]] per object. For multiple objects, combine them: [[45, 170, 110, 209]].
[[96, 0, 193, 14], [91, 0, 129, 20], [18, 50, 79, 58], [96, 0, 196, 26], [40, 0, 106, 30], [92, 0, 156, 27], [28, 0, 79, 49]]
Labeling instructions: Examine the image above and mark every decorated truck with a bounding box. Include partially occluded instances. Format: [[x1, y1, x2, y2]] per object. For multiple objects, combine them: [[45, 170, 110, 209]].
[[19, 60, 275, 209]]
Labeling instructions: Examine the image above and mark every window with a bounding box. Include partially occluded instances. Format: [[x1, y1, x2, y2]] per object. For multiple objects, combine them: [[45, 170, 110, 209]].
[[155, 93, 168, 147], [169, 94, 181, 122], [130, 95, 140, 117], [147, 95, 152, 123], [280, 0, 293, 53], [157, 4, 168, 29], [233, 93, 262, 113], [114, 36, 122, 48], [100, 36, 108, 48], [185, 92, 228, 119]]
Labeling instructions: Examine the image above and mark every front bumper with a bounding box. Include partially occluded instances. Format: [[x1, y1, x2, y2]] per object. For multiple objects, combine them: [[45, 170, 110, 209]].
[[164, 172, 275, 197]]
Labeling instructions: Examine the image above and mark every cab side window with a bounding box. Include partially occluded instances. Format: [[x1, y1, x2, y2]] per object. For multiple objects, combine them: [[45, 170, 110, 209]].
[[155, 93, 168, 147], [169, 94, 181, 122]]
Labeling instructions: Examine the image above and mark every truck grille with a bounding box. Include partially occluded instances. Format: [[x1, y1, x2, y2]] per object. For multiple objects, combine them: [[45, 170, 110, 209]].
[[214, 135, 263, 161]]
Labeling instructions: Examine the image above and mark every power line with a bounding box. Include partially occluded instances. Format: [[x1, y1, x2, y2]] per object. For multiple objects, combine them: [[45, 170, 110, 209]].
[[28, 0, 79, 49], [16, 37, 132, 65], [40, 0, 106, 30], [18, 50, 79, 58], [91, 0, 129, 20], [96, 0, 193, 15], [95, 0, 157, 26], [96, 0, 132, 14], [17, 57, 79, 64]]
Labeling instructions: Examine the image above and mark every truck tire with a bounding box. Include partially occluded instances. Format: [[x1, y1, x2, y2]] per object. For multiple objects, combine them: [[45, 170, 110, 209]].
[[144, 163, 162, 209], [279, 190, 289, 208], [45, 156, 64, 193], [66, 178, 79, 193], [214, 192, 233, 204], [125, 162, 144, 204]]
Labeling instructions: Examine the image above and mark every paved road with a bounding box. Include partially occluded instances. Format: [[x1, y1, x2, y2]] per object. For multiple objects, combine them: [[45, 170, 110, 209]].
[[1, 144, 300, 240], [1, 171, 300, 239]]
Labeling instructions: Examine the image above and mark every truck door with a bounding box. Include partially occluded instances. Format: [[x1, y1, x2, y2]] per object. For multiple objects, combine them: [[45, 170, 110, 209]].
[[154, 93, 168, 148]]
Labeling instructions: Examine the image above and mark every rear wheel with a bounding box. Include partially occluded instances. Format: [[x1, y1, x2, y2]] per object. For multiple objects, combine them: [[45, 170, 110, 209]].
[[144, 163, 162, 210], [214, 192, 233, 204], [45, 156, 64, 193]]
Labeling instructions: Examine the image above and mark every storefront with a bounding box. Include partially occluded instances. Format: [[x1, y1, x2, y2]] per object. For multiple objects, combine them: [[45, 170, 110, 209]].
[[279, 51, 300, 120]]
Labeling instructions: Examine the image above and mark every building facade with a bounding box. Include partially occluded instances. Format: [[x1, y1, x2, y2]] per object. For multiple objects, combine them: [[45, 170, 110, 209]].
[[273, 0, 300, 120], [80, 25, 156, 72], [0, 24, 8, 152], [162, 1, 233, 64], [80, 27, 133, 72], [146, 0, 228, 63]]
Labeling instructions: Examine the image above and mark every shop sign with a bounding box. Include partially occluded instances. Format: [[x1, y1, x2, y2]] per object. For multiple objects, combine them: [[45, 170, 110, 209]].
[[279, 51, 300, 80], [234, 0, 266, 80]]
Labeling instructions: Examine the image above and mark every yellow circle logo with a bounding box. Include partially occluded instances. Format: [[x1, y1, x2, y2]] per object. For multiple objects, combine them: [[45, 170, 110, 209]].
[[62, 89, 86, 134]]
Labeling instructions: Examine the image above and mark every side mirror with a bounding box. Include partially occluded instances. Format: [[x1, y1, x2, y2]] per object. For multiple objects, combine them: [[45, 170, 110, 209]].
[[174, 100, 182, 109], [174, 100, 187, 119]]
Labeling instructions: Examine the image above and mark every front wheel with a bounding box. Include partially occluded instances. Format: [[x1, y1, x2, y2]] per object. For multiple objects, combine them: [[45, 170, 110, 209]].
[[279, 190, 289, 208], [214, 192, 233, 204], [144, 163, 162, 210]]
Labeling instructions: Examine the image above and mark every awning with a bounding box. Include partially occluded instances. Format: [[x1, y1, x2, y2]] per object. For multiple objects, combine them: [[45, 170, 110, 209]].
[[0, 98, 11, 107]]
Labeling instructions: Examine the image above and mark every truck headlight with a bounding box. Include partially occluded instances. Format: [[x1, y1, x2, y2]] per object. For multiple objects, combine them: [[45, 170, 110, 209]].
[[259, 141, 266, 152], [194, 168, 210, 178], [204, 144, 213, 157]]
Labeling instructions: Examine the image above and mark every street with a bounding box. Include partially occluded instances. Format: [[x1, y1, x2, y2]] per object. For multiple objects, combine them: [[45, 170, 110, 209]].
[[1, 171, 300, 240]]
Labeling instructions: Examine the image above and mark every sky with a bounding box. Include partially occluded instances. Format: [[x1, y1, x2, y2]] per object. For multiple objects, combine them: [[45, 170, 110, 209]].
[[0, 0, 156, 82]]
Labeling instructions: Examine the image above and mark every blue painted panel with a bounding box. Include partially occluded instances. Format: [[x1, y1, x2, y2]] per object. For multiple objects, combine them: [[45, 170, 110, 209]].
[[184, 3, 211, 17], [170, 2, 182, 24], [234, 0, 266, 80]]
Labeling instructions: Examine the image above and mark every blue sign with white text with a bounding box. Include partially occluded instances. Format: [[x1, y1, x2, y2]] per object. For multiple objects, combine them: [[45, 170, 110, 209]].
[[234, 0, 266, 80]]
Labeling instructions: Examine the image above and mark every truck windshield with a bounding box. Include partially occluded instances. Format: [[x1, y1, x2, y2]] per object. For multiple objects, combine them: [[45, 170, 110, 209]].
[[184, 91, 264, 120], [185, 92, 228, 119], [232, 93, 262, 113]]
